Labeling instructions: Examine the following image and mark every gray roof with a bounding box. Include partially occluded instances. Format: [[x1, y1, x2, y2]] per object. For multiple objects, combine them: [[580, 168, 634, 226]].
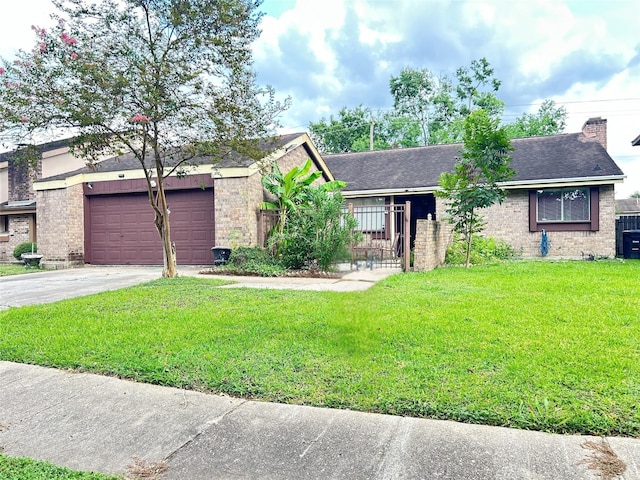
[[0, 138, 72, 161], [616, 198, 640, 213], [39, 133, 304, 181], [324, 133, 624, 192]]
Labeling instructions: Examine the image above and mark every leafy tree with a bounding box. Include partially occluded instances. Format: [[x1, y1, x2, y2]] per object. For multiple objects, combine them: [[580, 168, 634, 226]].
[[437, 110, 514, 268], [261, 159, 346, 249], [308, 105, 373, 153], [631, 191, 640, 199], [504, 100, 567, 138], [309, 106, 422, 154], [277, 188, 359, 271], [389, 67, 438, 145], [381, 113, 422, 149], [0, 0, 287, 278], [261, 160, 356, 270], [455, 57, 504, 119]]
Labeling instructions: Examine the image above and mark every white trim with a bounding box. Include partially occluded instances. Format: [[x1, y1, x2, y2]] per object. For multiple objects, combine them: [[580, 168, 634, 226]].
[[343, 187, 438, 198], [341, 175, 625, 198], [500, 175, 625, 189]]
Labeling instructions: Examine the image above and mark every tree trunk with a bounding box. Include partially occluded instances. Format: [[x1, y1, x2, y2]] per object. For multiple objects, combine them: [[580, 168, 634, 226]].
[[154, 180, 177, 278], [465, 210, 473, 269]]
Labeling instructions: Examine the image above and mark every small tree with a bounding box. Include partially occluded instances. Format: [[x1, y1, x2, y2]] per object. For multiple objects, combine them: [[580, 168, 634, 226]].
[[278, 188, 359, 271], [261, 158, 345, 239], [437, 110, 514, 268], [0, 0, 287, 278]]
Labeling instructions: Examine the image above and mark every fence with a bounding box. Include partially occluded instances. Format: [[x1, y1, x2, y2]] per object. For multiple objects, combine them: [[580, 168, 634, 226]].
[[258, 202, 411, 270], [347, 202, 410, 270], [616, 215, 640, 256]]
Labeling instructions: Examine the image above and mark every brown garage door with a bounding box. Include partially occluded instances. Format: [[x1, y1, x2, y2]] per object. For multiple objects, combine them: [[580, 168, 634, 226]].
[[87, 189, 214, 265]]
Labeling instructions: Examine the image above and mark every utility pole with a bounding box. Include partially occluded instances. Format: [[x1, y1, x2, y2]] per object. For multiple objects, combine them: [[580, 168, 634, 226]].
[[369, 117, 374, 151]]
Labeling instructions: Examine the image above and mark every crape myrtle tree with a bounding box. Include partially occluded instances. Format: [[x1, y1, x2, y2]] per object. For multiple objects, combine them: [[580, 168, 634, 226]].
[[0, 0, 288, 278], [436, 110, 515, 268]]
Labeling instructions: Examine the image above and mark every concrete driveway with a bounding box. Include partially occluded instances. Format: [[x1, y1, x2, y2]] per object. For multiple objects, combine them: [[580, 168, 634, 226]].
[[0, 265, 399, 310], [0, 266, 175, 310]]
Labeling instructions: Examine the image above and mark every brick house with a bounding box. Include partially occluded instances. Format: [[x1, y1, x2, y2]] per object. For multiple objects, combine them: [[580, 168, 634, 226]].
[[324, 118, 625, 258], [28, 133, 331, 268], [0, 140, 90, 262]]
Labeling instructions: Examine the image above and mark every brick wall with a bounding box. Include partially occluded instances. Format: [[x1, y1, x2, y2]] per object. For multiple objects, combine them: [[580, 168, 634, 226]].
[[0, 215, 34, 262], [8, 156, 42, 202], [477, 185, 616, 258], [214, 145, 324, 248], [214, 175, 262, 247], [413, 219, 453, 271], [37, 183, 85, 268]]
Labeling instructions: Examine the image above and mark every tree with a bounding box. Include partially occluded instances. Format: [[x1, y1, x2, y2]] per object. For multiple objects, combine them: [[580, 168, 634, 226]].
[[455, 57, 504, 119], [436, 110, 514, 268], [309, 106, 422, 154], [278, 188, 359, 271], [260, 159, 346, 253], [309, 58, 507, 152], [308, 105, 373, 154], [504, 100, 567, 138], [0, 0, 287, 278], [389, 67, 437, 146]]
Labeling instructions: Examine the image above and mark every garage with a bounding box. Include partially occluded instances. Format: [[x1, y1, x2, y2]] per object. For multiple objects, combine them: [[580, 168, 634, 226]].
[[86, 188, 214, 265]]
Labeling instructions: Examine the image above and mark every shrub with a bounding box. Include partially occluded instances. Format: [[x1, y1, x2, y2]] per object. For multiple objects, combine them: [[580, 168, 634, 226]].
[[226, 246, 285, 277], [445, 235, 517, 265], [12, 242, 37, 260], [272, 190, 359, 271]]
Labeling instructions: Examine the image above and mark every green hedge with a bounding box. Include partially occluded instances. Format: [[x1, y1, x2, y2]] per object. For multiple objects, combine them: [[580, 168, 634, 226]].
[[12, 242, 37, 260]]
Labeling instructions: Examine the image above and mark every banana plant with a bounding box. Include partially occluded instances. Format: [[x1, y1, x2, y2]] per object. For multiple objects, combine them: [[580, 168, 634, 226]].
[[261, 158, 346, 241]]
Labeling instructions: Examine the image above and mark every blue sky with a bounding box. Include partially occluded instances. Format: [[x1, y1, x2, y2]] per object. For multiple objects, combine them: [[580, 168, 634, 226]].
[[1, 0, 639, 197]]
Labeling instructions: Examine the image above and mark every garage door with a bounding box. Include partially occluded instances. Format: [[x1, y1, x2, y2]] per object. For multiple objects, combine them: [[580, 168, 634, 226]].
[[87, 189, 214, 265]]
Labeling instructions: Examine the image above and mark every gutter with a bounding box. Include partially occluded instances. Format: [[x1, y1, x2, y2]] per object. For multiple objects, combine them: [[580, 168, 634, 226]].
[[341, 175, 626, 198]]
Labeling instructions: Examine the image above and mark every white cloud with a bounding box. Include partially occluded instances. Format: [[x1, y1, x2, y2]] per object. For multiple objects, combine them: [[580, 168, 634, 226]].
[[2, 0, 639, 196]]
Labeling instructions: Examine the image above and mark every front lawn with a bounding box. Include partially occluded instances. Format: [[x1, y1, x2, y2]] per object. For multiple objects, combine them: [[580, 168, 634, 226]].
[[0, 261, 638, 436], [0, 263, 42, 276], [0, 453, 120, 479]]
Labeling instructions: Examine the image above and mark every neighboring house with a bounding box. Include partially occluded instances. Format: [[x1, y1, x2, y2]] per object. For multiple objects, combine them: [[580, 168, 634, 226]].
[[325, 117, 625, 258], [31, 133, 331, 268], [616, 198, 640, 216], [0, 139, 89, 262]]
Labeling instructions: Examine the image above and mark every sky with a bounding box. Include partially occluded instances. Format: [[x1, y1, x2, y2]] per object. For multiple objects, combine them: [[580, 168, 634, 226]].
[[1, 0, 639, 198]]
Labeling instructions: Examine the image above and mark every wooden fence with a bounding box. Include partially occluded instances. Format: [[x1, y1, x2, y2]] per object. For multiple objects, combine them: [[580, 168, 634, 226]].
[[616, 215, 640, 256]]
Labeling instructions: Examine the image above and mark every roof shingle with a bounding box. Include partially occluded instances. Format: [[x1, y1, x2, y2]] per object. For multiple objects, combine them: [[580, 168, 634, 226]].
[[324, 133, 624, 192]]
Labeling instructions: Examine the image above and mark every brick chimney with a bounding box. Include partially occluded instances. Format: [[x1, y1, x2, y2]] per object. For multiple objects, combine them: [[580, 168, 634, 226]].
[[7, 150, 42, 202], [581, 117, 607, 151]]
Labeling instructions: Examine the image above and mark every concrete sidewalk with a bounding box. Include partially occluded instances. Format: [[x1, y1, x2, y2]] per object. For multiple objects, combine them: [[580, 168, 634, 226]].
[[1, 362, 638, 479]]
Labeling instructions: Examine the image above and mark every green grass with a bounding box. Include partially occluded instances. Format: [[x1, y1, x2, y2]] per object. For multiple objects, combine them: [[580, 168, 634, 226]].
[[0, 263, 42, 276], [0, 261, 639, 436], [0, 453, 120, 479]]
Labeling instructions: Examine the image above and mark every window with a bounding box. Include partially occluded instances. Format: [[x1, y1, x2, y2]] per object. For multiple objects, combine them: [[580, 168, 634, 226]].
[[0, 215, 8, 233], [347, 197, 386, 232], [529, 187, 599, 232], [537, 188, 590, 222]]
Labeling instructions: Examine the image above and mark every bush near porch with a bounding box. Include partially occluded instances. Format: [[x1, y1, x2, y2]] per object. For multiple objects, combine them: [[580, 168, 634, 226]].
[[0, 261, 638, 437]]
